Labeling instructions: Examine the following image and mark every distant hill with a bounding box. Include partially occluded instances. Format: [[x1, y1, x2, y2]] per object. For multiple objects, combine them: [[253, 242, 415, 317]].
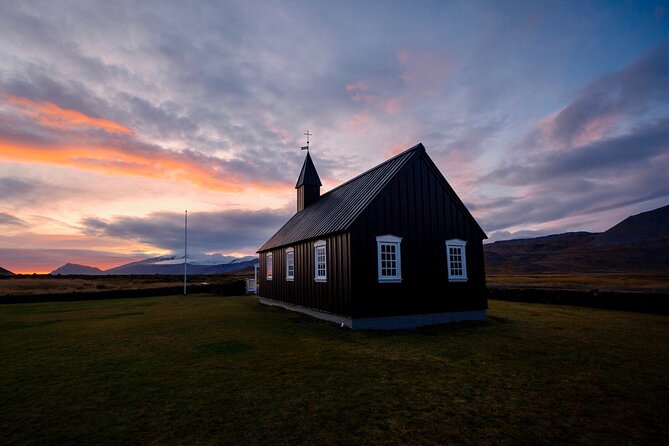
[[50, 255, 259, 276], [485, 204, 669, 274], [593, 204, 669, 246], [51, 263, 104, 275], [0, 266, 14, 276], [104, 258, 258, 275]]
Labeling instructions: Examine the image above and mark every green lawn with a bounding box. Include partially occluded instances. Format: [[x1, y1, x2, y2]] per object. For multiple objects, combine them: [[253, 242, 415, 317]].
[[1, 295, 667, 445]]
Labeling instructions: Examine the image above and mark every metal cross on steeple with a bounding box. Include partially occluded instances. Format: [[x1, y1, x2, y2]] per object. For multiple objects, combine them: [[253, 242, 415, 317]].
[[301, 130, 312, 152]]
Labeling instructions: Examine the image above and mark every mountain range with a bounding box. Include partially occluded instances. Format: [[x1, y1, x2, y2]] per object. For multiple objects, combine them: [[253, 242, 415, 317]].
[[51, 254, 259, 276], [484, 204, 669, 274]]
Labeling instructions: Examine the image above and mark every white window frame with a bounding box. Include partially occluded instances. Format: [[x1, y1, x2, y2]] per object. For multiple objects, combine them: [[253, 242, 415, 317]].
[[285, 247, 295, 281], [266, 252, 273, 280], [314, 240, 327, 282], [376, 235, 402, 283], [445, 239, 467, 282]]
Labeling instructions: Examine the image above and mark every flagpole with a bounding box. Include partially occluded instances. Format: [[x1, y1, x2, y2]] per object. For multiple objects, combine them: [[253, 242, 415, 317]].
[[184, 210, 187, 295]]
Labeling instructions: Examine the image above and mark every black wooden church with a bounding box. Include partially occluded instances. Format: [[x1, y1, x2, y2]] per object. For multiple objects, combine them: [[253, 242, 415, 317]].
[[257, 143, 487, 329]]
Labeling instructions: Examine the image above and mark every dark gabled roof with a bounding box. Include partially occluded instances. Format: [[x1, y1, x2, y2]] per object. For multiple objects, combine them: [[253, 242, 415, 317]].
[[258, 142, 487, 252], [259, 144, 421, 252], [295, 152, 322, 188]]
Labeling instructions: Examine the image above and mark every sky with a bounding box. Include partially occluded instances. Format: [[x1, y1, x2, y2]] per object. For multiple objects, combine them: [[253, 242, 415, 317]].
[[1, 1, 668, 273]]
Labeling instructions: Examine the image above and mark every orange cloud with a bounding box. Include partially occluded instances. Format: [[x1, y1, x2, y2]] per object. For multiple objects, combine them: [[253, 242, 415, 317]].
[[0, 141, 282, 193], [1, 93, 133, 135], [0, 93, 289, 193]]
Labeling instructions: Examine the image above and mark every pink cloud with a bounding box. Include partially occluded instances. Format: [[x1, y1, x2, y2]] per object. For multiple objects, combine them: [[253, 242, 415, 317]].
[[381, 98, 402, 115], [345, 81, 373, 102], [533, 109, 621, 151], [433, 148, 483, 198], [342, 111, 373, 136], [569, 113, 621, 147], [396, 50, 453, 94]]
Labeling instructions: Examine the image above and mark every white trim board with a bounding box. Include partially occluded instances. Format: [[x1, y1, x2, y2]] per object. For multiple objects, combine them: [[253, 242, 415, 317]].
[[258, 297, 486, 330]]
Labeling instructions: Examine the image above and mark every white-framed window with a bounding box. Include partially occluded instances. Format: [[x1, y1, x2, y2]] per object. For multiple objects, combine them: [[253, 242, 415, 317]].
[[376, 235, 402, 282], [266, 252, 273, 280], [314, 240, 327, 282], [286, 247, 295, 281], [445, 239, 467, 282]]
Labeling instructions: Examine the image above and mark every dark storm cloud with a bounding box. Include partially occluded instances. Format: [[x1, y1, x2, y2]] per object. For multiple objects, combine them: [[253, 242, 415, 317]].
[[80, 208, 293, 254]]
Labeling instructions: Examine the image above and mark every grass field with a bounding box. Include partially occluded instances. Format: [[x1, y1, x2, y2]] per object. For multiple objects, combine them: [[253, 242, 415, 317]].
[[0, 274, 247, 296], [486, 272, 669, 292], [1, 295, 667, 445]]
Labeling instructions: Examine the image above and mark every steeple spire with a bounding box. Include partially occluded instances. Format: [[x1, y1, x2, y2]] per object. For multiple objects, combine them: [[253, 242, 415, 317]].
[[296, 152, 322, 188], [296, 151, 321, 211]]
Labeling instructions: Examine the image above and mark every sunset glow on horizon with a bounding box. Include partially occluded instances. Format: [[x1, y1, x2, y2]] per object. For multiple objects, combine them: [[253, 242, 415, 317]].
[[1, 1, 668, 273]]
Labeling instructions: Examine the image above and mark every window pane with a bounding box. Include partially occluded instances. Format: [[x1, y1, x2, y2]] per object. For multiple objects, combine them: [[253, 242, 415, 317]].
[[446, 243, 467, 280], [286, 251, 294, 278], [315, 245, 326, 279], [267, 254, 273, 278], [379, 242, 400, 278]]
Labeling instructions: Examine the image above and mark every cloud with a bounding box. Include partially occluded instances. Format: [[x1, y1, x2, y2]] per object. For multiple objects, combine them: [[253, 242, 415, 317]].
[[0, 212, 27, 227], [490, 117, 669, 186], [520, 38, 669, 151], [0, 94, 299, 192], [474, 39, 669, 234], [0, 1, 668, 272], [80, 208, 293, 255], [2, 93, 133, 135], [478, 157, 669, 234], [0, 177, 37, 198]]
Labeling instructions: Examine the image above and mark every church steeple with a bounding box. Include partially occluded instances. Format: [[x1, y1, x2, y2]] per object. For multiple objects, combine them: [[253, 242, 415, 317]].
[[296, 152, 321, 211]]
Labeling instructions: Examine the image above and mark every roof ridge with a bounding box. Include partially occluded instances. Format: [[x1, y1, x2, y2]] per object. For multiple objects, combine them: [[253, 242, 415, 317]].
[[319, 143, 423, 198]]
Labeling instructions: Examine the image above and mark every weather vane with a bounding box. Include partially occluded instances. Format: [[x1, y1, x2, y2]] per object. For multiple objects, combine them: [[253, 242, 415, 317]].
[[301, 130, 312, 152]]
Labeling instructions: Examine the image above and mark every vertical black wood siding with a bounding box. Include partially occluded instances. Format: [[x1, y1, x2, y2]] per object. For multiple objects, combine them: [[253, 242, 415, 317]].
[[348, 153, 487, 318], [258, 233, 352, 316], [297, 185, 320, 212]]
